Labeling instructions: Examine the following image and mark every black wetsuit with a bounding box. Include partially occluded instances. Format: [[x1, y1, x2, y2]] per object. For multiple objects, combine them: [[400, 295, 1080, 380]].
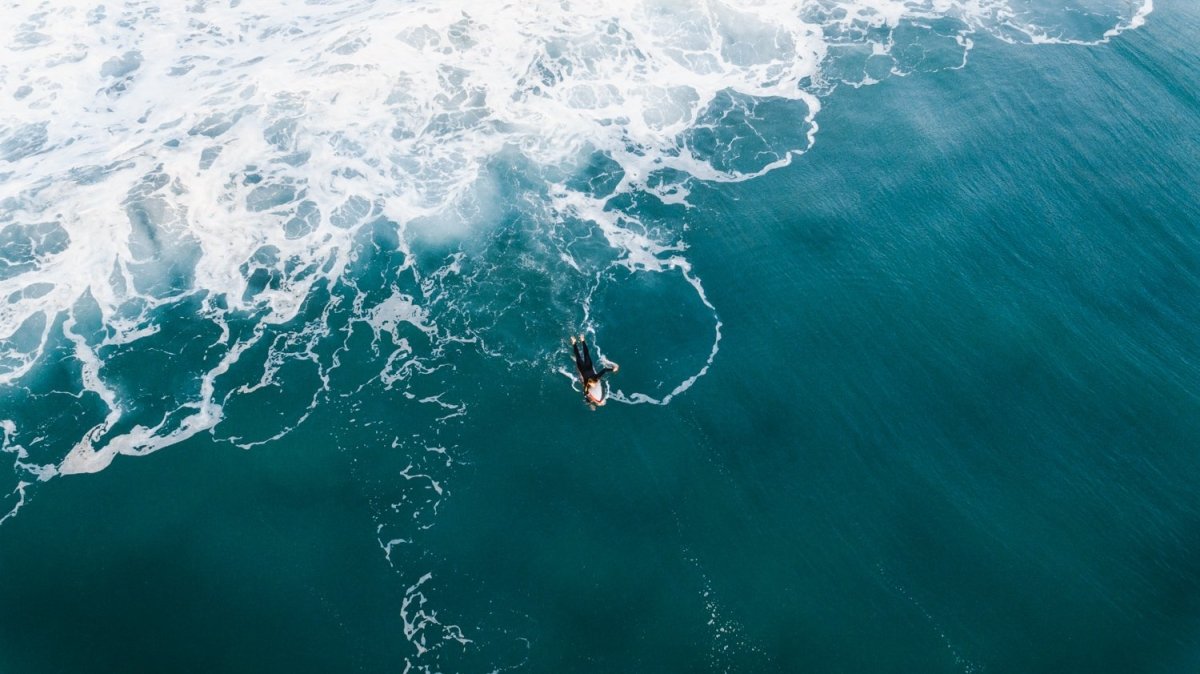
[[573, 340, 612, 384]]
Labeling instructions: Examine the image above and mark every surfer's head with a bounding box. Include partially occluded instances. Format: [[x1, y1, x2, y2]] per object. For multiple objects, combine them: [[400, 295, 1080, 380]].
[[585, 379, 605, 406]]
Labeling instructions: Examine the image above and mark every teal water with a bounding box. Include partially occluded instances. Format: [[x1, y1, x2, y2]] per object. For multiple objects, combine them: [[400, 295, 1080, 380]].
[[2, 2, 1199, 672]]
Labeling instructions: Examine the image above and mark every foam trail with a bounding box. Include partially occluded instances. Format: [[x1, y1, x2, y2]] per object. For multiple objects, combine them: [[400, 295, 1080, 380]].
[[0, 482, 30, 527], [0, 1, 1156, 477]]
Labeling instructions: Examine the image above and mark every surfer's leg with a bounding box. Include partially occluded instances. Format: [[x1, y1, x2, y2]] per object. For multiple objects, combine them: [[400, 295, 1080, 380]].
[[573, 342, 588, 372], [580, 340, 594, 370]]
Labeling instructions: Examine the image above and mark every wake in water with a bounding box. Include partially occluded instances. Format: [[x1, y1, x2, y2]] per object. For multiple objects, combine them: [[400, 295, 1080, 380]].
[[0, 0, 1152, 669]]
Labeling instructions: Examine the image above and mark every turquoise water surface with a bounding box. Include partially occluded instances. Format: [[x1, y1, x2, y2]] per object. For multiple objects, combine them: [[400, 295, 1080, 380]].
[[1, 1, 1198, 672]]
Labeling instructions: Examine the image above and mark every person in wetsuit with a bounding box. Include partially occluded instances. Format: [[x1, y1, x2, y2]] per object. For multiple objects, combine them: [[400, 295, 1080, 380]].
[[571, 334, 618, 407]]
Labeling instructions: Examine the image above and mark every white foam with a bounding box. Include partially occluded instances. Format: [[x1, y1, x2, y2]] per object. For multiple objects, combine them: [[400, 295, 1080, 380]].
[[0, 0, 1153, 490], [399, 571, 473, 666], [0, 481, 30, 527], [369, 291, 435, 340]]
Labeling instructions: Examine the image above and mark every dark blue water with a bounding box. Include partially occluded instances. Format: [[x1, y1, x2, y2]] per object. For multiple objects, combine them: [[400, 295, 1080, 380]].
[[2, 2, 1198, 672]]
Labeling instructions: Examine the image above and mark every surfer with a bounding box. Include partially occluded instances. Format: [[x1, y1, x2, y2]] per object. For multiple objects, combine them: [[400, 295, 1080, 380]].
[[571, 334, 618, 407]]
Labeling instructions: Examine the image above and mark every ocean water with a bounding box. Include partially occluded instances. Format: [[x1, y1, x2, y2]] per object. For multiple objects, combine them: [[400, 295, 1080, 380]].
[[1, 0, 1198, 671]]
